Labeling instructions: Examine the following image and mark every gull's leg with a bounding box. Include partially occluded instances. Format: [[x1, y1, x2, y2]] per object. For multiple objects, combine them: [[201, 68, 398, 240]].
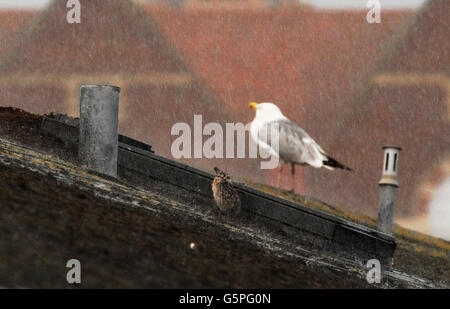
[[277, 164, 284, 188], [290, 163, 295, 193]]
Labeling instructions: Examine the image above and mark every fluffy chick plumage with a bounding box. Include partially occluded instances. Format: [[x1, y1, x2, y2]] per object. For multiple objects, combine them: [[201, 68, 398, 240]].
[[212, 167, 241, 217]]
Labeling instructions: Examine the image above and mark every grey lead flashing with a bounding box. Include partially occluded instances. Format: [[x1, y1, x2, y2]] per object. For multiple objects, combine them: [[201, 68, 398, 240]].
[[41, 116, 396, 264], [43, 115, 154, 153]]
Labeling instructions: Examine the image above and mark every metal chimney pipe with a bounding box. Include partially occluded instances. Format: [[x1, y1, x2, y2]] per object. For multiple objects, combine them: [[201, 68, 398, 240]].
[[79, 85, 120, 177], [378, 146, 402, 235]]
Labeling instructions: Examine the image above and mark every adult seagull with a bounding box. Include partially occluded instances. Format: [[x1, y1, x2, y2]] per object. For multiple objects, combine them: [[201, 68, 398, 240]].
[[249, 102, 351, 192]]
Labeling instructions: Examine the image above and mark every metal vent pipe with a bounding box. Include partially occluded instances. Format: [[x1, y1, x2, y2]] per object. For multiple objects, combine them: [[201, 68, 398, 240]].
[[79, 85, 120, 177], [378, 146, 402, 235]]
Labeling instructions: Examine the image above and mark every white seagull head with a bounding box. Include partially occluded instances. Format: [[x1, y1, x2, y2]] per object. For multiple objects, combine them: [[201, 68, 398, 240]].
[[249, 102, 287, 123]]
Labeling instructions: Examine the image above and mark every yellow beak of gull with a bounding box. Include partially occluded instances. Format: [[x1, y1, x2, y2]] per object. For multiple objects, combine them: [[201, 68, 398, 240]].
[[249, 102, 258, 110]]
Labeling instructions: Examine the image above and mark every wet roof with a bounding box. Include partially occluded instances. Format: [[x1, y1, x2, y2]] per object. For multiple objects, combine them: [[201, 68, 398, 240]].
[[0, 107, 448, 288]]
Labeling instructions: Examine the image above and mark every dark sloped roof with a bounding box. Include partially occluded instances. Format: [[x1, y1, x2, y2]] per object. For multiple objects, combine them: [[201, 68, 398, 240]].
[[0, 107, 449, 288], [1, 138, 378, 288]]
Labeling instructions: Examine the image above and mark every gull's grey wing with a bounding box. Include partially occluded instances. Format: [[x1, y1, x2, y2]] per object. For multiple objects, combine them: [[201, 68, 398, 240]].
[[258, 119, 325, 167]]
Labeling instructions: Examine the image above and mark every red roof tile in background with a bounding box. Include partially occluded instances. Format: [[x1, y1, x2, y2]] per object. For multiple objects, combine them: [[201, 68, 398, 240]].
[[0, 10, 37, 63], [314, 0, 449, 218], [0, 0, 264, 183], [148, 7, 413, 125]]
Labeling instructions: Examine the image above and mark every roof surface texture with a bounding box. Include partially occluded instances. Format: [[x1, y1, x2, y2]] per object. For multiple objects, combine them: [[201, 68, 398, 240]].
[[0, 107, 448, 288]]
